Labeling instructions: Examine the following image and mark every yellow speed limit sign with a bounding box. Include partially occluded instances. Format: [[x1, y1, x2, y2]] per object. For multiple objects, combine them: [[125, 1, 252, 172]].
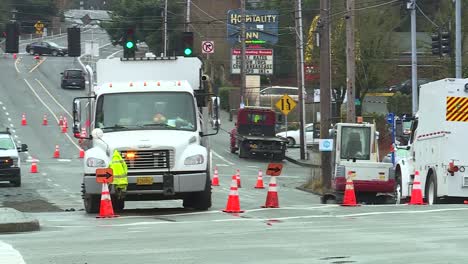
[[275, 94, 297, 116]]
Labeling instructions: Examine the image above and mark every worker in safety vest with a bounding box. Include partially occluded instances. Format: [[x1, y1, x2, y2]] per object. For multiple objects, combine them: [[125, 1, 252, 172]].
[[109, 150, 128, 198]]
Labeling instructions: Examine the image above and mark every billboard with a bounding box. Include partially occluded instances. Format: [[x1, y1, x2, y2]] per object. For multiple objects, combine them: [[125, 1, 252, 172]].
[[227, 10, 279, 45], [231, 49, 273, 75]]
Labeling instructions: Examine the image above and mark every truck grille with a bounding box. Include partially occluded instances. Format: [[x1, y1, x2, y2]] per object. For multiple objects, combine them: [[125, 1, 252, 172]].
[[121, 150, 174, 170], [0, 157, 13, 169]]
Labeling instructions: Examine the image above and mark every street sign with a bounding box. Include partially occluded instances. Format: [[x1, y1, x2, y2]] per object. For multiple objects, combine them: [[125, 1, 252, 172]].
[[275, 94, 297, 116], [96, 168, 113, 183], [319, 139, 333, 152], [266, 163, 283, 176], [386, 113, 395, 125], [231, 49, 273, 75], [202, 41, 214, 54], [34, 21, 44, 34]]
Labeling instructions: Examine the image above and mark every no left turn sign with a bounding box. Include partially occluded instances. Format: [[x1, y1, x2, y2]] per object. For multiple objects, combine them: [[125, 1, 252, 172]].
[[202, 41, 214, 54]]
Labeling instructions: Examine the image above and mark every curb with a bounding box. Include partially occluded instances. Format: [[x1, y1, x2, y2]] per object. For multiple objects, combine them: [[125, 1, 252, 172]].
[[296, 186, 322, 196], [285, 155, 319, 168], [0, 220, 40, 233], [0, 208, 40, 233]]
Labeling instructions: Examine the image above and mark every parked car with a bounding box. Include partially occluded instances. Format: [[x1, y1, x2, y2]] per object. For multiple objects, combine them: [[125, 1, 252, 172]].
[[0, 129, 28, 187], [276, 123, 320, 147], [386, 79, 431, 94], [25, 41, 68, 56], [259, 86, 300, 107], [61, 69, 85, 89]]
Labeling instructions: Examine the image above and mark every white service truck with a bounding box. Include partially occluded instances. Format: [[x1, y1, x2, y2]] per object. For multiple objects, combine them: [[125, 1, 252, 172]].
[[323, 122, 395, 204], [396, 78, 468, 204], [72, 56, 219, 213]]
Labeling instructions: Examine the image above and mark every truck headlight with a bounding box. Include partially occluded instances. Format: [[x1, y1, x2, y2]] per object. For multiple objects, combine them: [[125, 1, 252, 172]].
[[184, 154, 204, 165], [86, 158, 106, 167]]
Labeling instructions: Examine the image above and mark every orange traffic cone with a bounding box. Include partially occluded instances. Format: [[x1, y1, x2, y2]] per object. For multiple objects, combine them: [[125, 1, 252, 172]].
[[63, 117, 68, 128], [58, 115, 63, 126], [255, 169, 265, 189], [61, 123, 67, 133], [211, 166, 220, 186], [53, 145, 60, 158], [223, 176, 244, 213], [409, 171, 426, 205], [262, 176, 279, 208], [79, 148, 85, 159], [42, 114, 48, 126], [21, 113, 27, 126], [341, 175, 359, 206], [235, 169, 241, 188], [30, 160, 38, 173], [96, 183, 119, 218]]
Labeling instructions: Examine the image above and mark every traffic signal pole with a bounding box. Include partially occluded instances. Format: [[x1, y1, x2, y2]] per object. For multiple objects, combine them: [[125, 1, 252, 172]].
[[408, 0, 418, 115], [345, 0, 356, 123], [240, 0, 246, 107]]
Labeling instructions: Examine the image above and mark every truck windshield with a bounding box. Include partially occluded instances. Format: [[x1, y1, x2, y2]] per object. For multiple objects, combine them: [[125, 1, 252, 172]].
[[95, 92, 196, 132], [0, 137, 15, 150], [340, 126, 371, 160]]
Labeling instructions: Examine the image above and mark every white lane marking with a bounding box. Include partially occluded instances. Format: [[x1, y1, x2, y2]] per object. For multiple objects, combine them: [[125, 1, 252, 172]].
[[247, 166, 259, 168], [53, 184, 60, 187], [0, 101, 2, 104], [11, 129, 15, 133], [23, 79, 81, 151], [13, 135, 18, 138], [7, 118, 11, 121], [14, 56, 21, 73], [9, 124, 14, 128], [106, 49, 122, 59], [0, 241, 26, 264], [211, 150, 234, 166], [29, 57, 47, 73], [2, 106, 6, 110], [215, 164, 229, 167], [17, 140, 21, 144], [35, 79, 72, 118], [47, 178, 52, 182], [57, 159, 71, 162]]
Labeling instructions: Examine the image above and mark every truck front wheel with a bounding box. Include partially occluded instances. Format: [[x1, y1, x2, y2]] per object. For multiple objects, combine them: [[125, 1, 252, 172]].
[[425, 173, 439, 205], [83, 193, 100, 213], [183, 174, 212, 210]]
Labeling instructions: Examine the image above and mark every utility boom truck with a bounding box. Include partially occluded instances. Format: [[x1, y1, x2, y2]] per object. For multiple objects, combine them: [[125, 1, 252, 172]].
[[73, 57, 219, 213], [324, 122, 395, 203], [396, 78, 468, 204]]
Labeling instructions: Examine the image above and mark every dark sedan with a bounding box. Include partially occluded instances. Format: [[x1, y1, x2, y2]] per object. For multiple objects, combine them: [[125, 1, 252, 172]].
[[25, 41, 68, 56], [61, 69, 85, 89]]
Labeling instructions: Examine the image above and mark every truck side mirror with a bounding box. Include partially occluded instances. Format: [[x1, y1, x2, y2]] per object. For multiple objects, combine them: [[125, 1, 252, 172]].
[[73, 99, 82, 137], [212, 96, 220, 128]]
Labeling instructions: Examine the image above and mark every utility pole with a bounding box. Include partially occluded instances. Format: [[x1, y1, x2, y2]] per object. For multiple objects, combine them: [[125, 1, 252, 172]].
[[319, 0, 332, 191], [240, 0, 246, 107], [346, 0, 356, 123], [185, 0, 191, 32], [163, 0, 168, 56], [408, 0, 418, 114], [455, 0, 462, 78], [295, 0, 307, 160]]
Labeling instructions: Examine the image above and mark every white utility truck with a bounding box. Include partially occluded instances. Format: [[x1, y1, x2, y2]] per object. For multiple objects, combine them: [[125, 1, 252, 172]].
[[396, 78, 468, 204], [323, 122, 395, 204], [72, 56, 219, 213]]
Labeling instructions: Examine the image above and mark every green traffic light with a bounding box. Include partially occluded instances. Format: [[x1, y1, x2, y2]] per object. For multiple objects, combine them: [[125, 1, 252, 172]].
[[126, 41, 134, 49], [184, 48, 192, 56]]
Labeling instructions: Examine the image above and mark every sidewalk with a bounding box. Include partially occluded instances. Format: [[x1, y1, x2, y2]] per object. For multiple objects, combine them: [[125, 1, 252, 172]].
[[0, 208, 40, 233], [284, 146, 320, 168]]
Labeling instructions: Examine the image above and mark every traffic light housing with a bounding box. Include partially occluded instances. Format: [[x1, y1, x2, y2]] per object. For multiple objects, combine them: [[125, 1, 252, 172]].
[[182, 32, 194, 57], [67, 27, 81, 57], [440, 31, 451, 56], [123, 28, 136, 58], [431, 32, 441, 55], [5, 22, 19, 54]]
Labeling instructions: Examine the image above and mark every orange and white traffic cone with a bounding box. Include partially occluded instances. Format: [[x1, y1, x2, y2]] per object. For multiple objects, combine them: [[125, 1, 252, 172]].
[[254, 169, 265, 189], [262, 176, 279, 208], [21, 113, 27, 126], [96, 183, 119, 218], [341, 174, 359, 206], [63, 117, 68, 128], [79, 148, 85, 159], [235, 169, 241, 188], [61, 123, 67, 133], [222, 175, 244, 213], [53, 145, 60, 158], [42, 114, 48, 126], [409, 171, 426, 205], [30, 160, 38, 173], [211, 166, 220, 186], [58, 115, 63, 126]]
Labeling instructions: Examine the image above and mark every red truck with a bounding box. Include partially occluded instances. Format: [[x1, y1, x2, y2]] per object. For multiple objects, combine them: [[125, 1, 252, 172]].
[[230, 107, 287, 160]]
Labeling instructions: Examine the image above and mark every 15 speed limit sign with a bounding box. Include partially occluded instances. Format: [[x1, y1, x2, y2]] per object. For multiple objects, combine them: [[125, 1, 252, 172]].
[[202, 41, 214, 54]]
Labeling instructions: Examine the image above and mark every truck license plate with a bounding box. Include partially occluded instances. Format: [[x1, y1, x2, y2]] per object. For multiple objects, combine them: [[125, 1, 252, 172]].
[[136, 177, 153, 185]]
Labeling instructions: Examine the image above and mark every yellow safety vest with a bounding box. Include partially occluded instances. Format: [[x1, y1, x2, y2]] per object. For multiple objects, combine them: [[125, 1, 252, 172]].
[[109, 150, 128, 187]]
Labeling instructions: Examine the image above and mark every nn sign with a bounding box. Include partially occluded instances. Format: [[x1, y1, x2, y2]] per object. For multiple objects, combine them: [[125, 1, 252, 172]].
[[227, 10, 279, 45]]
